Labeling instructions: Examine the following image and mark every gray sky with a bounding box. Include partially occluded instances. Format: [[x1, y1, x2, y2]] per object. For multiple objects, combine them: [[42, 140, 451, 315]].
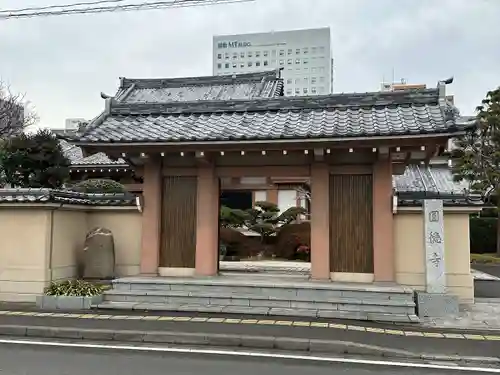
[[1, 0, 499, 129]]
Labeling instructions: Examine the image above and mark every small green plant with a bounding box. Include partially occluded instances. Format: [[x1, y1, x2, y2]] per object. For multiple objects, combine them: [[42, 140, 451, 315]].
[[44, 280, 104, 297], [70, 178, 127, 193]]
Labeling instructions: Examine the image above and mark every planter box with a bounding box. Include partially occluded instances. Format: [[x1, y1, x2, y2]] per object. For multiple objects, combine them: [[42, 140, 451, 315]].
[[36, 295, 103, 310]]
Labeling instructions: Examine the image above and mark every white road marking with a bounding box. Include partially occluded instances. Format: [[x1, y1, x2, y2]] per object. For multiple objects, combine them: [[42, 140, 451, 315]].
[[0, 338, 498, 373]]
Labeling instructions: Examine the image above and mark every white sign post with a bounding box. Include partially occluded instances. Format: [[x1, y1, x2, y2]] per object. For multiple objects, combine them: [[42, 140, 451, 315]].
[[423, 199, 446, 294]]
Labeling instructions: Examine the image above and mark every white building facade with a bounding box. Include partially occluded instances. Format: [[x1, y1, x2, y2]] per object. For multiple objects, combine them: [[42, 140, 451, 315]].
[[213, 27, 333, 96]]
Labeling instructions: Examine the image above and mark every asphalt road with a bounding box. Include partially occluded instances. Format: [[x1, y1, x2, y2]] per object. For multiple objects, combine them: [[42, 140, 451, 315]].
[[0, 342, 491, 375]]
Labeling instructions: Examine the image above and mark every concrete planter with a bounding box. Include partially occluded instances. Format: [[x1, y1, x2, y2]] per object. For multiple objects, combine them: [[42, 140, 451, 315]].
[[36, 295, 103, 310]]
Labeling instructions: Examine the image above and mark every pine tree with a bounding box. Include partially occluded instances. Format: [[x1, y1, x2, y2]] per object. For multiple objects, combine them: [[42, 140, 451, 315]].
[[0, 129, 70, 188]]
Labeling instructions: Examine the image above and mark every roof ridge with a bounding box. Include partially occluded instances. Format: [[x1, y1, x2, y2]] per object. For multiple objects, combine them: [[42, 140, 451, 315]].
[[108, 88, 440, 116], [119, 71, 280, 89]]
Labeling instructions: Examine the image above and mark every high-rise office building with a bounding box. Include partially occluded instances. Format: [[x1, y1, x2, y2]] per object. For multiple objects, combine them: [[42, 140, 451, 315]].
[[213, 27, 333, 96]]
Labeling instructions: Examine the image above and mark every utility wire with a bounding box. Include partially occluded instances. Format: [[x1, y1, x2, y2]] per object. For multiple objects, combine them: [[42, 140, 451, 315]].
[[0, 0, 126, 14], [0, 0, 254, 20]]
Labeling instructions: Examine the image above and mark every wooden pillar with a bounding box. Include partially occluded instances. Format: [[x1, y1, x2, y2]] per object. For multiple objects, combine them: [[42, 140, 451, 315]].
[[140, 158, 162, 275], [372, 158, 395, 282], [195, 165, 219, 276], [310, 163, 330, 280]]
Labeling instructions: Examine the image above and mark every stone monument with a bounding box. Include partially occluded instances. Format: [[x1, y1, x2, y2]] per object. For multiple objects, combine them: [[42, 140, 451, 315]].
[[82, 227, 115, 279], [415, 199, 459, 317]]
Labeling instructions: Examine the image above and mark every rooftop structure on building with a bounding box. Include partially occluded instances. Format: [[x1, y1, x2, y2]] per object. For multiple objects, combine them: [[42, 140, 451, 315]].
[[213, 27, 333, 97]]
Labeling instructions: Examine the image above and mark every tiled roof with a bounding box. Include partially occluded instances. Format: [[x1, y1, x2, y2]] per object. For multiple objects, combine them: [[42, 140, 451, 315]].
[[114, 70, 284, 103], [0, 189, 136, 206], [74, 86, 470, 144], [394, 164, 483, 206], [59, 139, 128, 167]]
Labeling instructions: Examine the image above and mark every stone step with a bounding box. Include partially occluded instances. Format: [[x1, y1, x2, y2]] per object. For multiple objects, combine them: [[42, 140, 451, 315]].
[[112, 278, 414, 303], [94, 301, 419, 323], [102, 290, 415, 314]]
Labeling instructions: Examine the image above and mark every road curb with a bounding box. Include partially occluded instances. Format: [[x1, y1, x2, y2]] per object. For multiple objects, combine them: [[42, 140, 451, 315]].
[[0, 324, 499, 365]]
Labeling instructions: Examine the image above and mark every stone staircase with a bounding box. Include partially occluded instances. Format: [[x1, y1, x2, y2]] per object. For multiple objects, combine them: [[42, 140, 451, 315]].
[[94, 276, 419, 323]]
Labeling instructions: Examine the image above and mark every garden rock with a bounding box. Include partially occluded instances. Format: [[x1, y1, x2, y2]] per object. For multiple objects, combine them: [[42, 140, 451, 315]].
[[83, 227, 115, 279]]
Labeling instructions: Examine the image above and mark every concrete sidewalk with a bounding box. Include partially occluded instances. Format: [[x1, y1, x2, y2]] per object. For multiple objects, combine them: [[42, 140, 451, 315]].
[[0, 309, 500, 365]]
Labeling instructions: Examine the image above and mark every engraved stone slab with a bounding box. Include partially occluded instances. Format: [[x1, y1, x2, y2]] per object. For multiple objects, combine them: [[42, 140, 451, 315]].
[[423, 200, 446, 294]]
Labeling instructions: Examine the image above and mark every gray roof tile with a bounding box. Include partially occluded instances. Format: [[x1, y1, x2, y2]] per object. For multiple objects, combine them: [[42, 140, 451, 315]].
[[59, 139, 127, 166], [75, 87, 469, 144], [115, 70, 284, 103], [0, 188, 136, 206], [394, 164, 482, 206]]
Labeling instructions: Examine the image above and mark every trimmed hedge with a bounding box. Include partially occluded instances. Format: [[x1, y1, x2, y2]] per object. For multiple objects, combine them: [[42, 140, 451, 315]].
[[70, 179, 127, 193], [470, 217, 497, 254]]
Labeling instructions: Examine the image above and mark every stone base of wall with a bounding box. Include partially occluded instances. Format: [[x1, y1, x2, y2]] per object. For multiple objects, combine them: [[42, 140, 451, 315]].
[[415, 291, 459, 318], [36, 295, 103, 310]]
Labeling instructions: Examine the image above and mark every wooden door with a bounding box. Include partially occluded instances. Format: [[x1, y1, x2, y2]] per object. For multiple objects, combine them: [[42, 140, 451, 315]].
[[160, 176, 197, 268], [329, 174, 374, 273]]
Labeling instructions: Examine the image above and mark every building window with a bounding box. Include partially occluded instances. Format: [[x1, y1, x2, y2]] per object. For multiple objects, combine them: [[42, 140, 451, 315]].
[[263, 60, 268, 66], [311, 67, 317, 73], [286, 79, 292, 84], [263, 51, 268, 57], [240, 63, 245, 68], [311, 47, 317, 54], [303, 67, 309, 72], [311, 87, 317, 94], [272, 50, 277, 56], [217, 63, 222, 69], [287, 59, 292, 65], [303, 59, 308, 64], [286, 89, 292, 95], [232, 63, 237, 68], [240, 52, 245, 58], [256, 51, 260, 57], [248, 52, 253, 58], [279, 60, 284, 65], [256, 61, 261, 67], [248, 61, 253, 67], [296, 48, 300, 54], [311, 77, 317, 84], [304, 77, 309, 83], [217, 53, 222, 59], [288, 49, 293, 55], [279, 50, 285, 56], [233, 53, 238, 59], [303, 47, 308, 54], [225, 53, 230, 59], [295, 58, 300, 64], [303, 88, 308, 94], [225, 63, 229, 68], [295, 88, 300, 94]]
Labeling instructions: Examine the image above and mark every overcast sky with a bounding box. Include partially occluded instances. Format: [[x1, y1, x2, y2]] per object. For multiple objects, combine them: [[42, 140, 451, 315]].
[[1, 0, 499, 129]]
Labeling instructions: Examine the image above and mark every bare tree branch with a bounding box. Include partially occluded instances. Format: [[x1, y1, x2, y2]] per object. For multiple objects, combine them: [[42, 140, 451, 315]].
[[0, 80, 38, 137]]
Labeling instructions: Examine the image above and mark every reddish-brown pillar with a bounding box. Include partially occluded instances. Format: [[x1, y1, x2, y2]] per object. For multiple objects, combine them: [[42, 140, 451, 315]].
[[372, 158, 395, 282], [310, 163, 330, 280], [267, 188, 278, 205], [195, 165, 219, 276], [140, 158, 162, 275]]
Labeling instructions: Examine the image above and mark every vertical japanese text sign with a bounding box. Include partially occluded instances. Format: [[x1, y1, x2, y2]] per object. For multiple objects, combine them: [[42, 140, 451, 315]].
[[423, 199, 446, 294]]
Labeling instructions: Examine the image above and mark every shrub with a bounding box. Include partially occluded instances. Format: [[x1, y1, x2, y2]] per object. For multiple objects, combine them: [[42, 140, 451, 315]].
[[44, 280, 104, 297], [70, 178, 126, 193], [470, 217, 497, 254], [471, 253, 500, 264]]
